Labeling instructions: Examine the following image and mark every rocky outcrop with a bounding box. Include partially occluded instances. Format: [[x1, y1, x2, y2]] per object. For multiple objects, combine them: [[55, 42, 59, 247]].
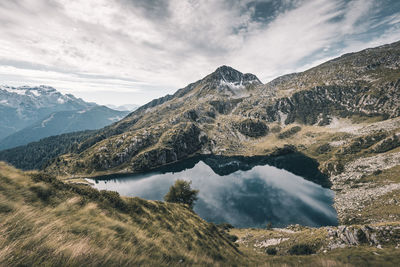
[[339, 131, 387, 154], [238, 83, 400, 125], [331, 151, 400, 223], [372, 134, 400, 153], [326, 224, 400, 249], [131, 123, 206, 172]]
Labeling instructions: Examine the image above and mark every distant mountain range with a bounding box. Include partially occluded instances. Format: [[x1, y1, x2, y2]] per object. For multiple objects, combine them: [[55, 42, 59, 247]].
[[0, 85, 129, 150], [106, 104, 139, 112]]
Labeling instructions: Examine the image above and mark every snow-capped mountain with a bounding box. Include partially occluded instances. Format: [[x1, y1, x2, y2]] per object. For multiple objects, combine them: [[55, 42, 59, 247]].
[[0, 85, 94, 110], [0, 85, 129, 148]]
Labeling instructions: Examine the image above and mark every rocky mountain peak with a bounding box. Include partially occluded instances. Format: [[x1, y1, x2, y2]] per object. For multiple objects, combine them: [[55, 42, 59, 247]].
[[211, 65, 261, 85]]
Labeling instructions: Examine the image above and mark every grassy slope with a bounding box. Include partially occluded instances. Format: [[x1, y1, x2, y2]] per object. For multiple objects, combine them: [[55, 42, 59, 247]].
[[0, 162, 243, 266], [3, 162, 400, 266]]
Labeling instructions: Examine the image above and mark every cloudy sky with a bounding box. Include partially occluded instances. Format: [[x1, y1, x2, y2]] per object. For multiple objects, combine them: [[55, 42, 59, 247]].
[[1, 0, 400, 106]]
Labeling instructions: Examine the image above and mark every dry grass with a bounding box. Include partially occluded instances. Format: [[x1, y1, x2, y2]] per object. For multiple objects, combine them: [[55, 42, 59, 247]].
[[0, 162, 243, 266], [2, 161, 400, 266]]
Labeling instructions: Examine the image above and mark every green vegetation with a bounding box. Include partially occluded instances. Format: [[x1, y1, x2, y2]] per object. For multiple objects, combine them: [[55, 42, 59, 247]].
[[164, 179, 199, 209], [278, 126, 302, 139], [288, 244, 315, 255], [0, 130, 96, 170], [266, 247, 277, 255], [235, 118, 269, 137]]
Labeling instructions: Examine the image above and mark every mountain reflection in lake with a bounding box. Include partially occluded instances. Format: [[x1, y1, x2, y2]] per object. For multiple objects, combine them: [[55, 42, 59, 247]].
[[88, 158, 338, 228]]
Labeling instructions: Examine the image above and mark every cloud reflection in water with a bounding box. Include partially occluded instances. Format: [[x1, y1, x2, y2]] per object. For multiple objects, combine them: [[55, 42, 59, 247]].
[[89, 160, 337, 228]]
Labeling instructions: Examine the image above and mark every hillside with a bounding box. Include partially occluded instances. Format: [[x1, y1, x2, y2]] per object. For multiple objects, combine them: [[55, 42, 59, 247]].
[[0, 162, 242, 266], [2, 162, 400, 266]]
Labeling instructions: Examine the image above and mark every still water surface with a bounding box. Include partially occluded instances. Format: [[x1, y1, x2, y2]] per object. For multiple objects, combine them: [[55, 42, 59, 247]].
[[88, 157, 338, 228]]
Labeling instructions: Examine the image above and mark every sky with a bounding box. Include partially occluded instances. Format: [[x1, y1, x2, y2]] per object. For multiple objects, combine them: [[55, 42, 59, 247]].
[[0, 0, 400, 106]]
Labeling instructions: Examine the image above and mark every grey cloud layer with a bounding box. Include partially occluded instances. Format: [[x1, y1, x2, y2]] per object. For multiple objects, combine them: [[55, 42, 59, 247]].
[[0, 0, 399, 105]]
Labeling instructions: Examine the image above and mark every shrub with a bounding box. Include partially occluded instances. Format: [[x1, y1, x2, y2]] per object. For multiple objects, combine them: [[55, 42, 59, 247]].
[[266, 247, 277, 255], [226, 234, 238, 243], [235, 119, 269, 137], [164, 180, 198, 209], [373, 169, 382, 175], [288, 244, 315, 255], [217, 223, 234, 231], [0, 203, 13, 213], [278, 126, 301, 139], [270, 125, 282, 133], [30, 185, 54, 201], [316, 143, 332, 154], [356, 229, 368, 244]]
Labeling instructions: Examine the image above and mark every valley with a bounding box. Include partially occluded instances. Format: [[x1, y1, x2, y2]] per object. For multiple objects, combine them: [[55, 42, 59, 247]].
[[1, 40, 400, 266]]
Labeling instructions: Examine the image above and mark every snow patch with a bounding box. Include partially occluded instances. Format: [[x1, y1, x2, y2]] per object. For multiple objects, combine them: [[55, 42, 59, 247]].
[[30, 90, 40, 97], [57, 97, 65, 104], [1, 86, 26, 95]]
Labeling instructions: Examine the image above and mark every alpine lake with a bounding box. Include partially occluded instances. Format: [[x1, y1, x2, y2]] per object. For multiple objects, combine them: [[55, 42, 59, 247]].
[[87, 153, 338, 228]]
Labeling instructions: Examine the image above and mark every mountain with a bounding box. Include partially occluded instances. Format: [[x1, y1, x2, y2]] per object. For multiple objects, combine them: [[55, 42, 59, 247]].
[[1, 40, 400, 231], [0, 85, 95, 139], [0, 86, 129, 149], [0, 41, 398, 170], [36, 40, 398, 177], [0, 105, 128, 150], [106, 103, 139, 111]]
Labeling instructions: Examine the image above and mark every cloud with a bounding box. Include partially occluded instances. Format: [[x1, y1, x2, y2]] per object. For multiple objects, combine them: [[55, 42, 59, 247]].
[[0, 0, 399, 105]]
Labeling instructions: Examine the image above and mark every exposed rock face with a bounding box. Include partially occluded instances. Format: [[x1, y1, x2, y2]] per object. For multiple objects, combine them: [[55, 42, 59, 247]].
[[237, 83, 400, 124], [326, 224, 400, 249], [132, 123, 206, 171]]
